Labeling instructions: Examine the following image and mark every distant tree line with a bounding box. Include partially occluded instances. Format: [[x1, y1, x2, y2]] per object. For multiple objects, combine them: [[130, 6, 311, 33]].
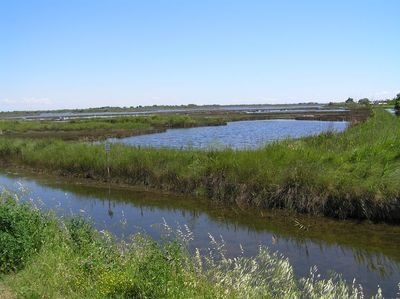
[[345, 94, 400, 113], [345, 97, 370, 105]]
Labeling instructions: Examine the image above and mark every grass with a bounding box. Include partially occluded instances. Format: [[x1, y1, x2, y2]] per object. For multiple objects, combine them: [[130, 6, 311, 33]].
[[0, 193, 395, 298], [0, 114, 228, 140], [0, 109, 398, 221], [0, 115, 228, 132]]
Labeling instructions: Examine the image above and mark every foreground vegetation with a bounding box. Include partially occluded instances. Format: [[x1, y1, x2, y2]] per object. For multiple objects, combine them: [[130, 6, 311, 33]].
[[0, 194, 395, 298], [0, 109, 398, 221]]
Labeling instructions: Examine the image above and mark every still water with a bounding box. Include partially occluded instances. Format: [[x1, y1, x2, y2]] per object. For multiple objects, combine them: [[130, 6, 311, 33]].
[[3, 104, 336, 120], [0, 171, 399, 297], [107, 119, 348, 149]]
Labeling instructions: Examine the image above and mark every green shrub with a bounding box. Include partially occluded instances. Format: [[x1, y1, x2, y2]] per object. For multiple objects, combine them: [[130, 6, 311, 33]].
[[0, 195, 50, 273]]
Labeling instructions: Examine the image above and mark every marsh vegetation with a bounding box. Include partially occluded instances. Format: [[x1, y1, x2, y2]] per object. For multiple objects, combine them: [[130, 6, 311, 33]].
[[1, 170, 400, 296], [1, 194, 397, 298], [0, 109, 398, 221]]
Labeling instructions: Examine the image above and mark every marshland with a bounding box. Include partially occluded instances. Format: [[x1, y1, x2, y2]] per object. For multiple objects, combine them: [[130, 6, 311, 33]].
[[0, 107, 396, 221], [1, 104, 400, 297], [2, 1, 400, 297]]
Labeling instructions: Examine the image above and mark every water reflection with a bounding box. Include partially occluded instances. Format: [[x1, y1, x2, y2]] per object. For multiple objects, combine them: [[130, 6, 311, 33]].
[[0, 172, 399, 296]]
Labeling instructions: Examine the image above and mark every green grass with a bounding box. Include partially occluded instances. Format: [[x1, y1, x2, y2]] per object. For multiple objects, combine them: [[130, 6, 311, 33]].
[[0, 193, 393, 298], [0, 109, 399, 221], [0, 114, 226, 133]]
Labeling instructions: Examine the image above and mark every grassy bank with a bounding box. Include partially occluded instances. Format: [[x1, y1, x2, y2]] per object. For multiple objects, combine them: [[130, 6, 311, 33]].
[[0, 194, 393, 298], [0, 114, 228, 140], [0, 110, 398, 221]]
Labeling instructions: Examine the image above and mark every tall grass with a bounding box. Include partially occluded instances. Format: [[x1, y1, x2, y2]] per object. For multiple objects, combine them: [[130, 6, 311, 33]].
[[0, 114, 226, 133], [1, 194, 395, 298], [0, 110, 399, 221]]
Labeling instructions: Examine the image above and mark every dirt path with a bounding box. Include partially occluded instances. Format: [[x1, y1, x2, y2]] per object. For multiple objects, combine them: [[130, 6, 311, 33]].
[[0, 282, 15, 299]]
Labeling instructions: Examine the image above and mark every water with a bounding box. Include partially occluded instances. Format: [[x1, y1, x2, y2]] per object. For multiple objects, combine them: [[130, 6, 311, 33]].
[[107, 119, 348, 149], [387, 108, 396, 115], [0, 105, 333, 119], [2, 105, 345, 120], [0, 171, 399, 297]]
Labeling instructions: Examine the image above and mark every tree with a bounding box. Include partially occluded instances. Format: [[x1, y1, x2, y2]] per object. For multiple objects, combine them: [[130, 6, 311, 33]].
[[358, 98, 370, 105], [395, 96, 400, 116], [345, 97, 354, 104]]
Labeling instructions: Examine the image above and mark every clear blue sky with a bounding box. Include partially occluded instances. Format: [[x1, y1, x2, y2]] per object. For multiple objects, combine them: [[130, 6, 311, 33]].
[[1, 0, 399, 111]]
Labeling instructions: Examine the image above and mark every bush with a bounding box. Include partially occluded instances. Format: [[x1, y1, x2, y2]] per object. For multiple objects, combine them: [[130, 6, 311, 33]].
[[394, 96, 400, 115], [345, 97, 354, 104], [0, 195, 50, 273], [358, 98, 370, 105]]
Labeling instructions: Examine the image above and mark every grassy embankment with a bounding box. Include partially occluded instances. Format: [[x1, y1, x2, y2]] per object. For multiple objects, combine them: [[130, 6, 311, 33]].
[[0, 109, 398, 221], [0, 194, 392, 298], [0, 115, 227, 140]]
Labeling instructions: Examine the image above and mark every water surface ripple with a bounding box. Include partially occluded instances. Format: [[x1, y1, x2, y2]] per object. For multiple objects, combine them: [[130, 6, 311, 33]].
[[107, 119, 348, 149]]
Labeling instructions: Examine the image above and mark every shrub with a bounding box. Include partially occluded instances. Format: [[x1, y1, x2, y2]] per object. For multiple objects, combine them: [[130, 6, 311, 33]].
[[0, 194, 50, 273]]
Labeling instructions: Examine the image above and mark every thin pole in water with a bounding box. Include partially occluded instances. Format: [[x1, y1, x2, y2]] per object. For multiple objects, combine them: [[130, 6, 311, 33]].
[[105, 142, 111, 181]]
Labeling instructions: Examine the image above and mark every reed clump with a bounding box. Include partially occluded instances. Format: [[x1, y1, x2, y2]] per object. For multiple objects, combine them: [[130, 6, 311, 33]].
[[0, 110, 398, 221]]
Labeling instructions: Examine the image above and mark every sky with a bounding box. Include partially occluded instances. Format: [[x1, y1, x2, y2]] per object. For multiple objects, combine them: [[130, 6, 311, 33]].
[[1, 0, 399, 111]]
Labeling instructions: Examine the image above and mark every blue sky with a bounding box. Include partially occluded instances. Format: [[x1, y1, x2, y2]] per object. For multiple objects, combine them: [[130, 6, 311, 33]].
[[1, 0, 399, 111]]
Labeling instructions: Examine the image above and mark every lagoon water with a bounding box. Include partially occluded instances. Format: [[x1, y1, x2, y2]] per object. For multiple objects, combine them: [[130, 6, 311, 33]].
[[1, 171, 399, 297], [108, 119, 348, 149], [3, 105, 340, 120], [387, 108, 396, 114]]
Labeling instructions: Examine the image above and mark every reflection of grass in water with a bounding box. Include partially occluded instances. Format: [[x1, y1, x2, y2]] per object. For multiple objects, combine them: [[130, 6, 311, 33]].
[[3, 173, 400, 278], [1, 194, 395, 298]]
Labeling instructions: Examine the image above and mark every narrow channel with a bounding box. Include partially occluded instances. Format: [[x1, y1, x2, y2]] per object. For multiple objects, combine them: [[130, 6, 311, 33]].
[[1, 170, 399, 297]]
